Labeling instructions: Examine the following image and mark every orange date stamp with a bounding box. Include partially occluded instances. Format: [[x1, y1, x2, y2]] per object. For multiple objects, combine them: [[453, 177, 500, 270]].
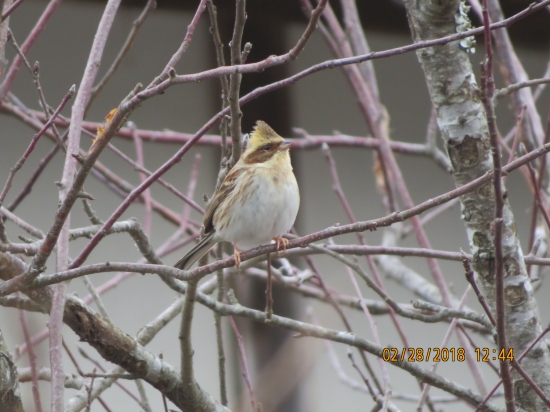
[[382, 347, 514, 363]]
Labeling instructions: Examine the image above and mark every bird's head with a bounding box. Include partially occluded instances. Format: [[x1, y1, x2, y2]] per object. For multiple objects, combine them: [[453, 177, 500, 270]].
[[240, 120, 293, 165]]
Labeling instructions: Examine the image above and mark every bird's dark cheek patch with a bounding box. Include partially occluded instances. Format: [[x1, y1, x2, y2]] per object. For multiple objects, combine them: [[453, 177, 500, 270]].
[[243, 150, 271, 164]]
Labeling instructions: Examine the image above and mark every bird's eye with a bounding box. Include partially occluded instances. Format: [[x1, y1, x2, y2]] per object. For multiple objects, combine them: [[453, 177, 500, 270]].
[[262, 144, 272, 151]]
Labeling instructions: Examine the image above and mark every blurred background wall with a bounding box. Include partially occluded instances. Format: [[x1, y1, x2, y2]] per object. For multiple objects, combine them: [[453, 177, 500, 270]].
[[1, 0, 549, 410]]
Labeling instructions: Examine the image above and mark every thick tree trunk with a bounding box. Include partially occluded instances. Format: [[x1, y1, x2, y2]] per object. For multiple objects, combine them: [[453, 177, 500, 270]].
[[405, 0, 550, 409]]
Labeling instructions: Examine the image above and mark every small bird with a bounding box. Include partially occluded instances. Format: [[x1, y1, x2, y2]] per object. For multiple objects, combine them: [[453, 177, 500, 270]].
[[174, 120, 300, 270]]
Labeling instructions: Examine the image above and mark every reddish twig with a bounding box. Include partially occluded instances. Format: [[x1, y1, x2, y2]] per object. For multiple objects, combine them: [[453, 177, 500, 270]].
[[462, 252, 496, 327], [505, 105, 526, 167], [2, 1, 550, 298], [180, 154, 202, 233], [62, 340, 112, 411], [19, 298, 43, 412], [227, 0, 246, 164], [524, 146, 550, 232], [0, 85, 74, 207], [77, 347, 141, 404], [475, 323, 550, 411], [0, 0, 24, 21], [480, 1, 515, 409], [528, 107, 550, 269], [0, 0, 63, 99], [131, 0, 550, 100], [148, 0, 207, 89], [321, 142, 408, 350], [301, 252, 383, 393], [88, 0, 157, 107], [6, 138, 550, 296], [130, 123, 152, 234], [402, 199, 459, 237], [228, 315, 259, 412], [6, 135, 62, 212]]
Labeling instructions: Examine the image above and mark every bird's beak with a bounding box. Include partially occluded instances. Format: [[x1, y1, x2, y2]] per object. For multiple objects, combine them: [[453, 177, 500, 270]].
[[280, 140, 293, 150]]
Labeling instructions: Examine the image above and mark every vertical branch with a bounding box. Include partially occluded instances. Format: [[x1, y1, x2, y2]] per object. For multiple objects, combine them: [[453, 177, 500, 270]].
[[480, 1, 514, 409], [206, 0, 230, 160], [179, 279, 200, 408], [485, 0, 545, 147], [0, 0, 12, 243], [19, 303, 44, 412], [50, 2, 122, 411], [130, 123, 152, 235], [215, 244, 228, 406], [228, 315, 258, 412], [339, 0, 379, 100], [178, 154, 210, 407], [228, 0, 247, 165], [134, 379, 152, 412], [265, 252, 274, 319]]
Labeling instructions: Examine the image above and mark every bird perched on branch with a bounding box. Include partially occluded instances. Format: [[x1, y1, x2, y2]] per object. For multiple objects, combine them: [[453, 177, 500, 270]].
[[174, 120, 300, 270]]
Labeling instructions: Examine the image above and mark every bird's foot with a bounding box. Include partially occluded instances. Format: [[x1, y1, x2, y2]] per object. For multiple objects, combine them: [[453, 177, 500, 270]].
[[273, 236, 289, 257], [233, 243, 242, 269]]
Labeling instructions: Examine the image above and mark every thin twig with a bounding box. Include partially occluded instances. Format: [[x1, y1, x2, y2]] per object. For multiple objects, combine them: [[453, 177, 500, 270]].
[[6, 30, 65, 150], [7, 134, 64, 212], [206, 0, 230, 158], [130, 122, 152, 234], [475, 323, 550, 411], [0, 85, 73, 207], [228, 0, 247, 165], [301, 252, 382, 393], [147, 0, 207, 89], [88, 0, 157, 108], [228, 314, 259, 412], [265, 252, 274, 320], [19, 298, 43, 412], [0, 0, 63, 99], [0, 0, 23, 21], [0, 86, 73, 243], [194, 288, 502, 411], [462, 252, 496, 326], [214, 246, 228, 406], [480, 1, 515, 409]]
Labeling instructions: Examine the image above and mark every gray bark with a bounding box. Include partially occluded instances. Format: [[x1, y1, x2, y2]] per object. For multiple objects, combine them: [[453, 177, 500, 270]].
[[404, 0, 550, 410], [0, 329, 25, 412]]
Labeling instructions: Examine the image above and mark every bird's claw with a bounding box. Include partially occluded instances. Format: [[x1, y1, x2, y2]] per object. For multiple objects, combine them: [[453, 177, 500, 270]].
[[233, 243, 242, 269], [273, 237, 289, 257]]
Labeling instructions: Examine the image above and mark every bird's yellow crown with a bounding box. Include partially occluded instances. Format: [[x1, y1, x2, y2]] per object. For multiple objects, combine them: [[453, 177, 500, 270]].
[[241, 121, 289, 165], [247, 121, 283, 151]]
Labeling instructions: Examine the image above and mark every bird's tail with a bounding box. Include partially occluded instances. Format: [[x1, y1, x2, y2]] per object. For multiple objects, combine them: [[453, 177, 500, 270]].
[[174, 232, 218, 270]]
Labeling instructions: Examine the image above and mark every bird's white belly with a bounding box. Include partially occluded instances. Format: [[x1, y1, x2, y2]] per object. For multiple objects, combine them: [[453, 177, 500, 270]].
[[216, 172, 299, 250]]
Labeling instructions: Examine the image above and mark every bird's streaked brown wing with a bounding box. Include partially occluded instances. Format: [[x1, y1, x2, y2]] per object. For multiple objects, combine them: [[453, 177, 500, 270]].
[[203, 166, 244, 234]]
